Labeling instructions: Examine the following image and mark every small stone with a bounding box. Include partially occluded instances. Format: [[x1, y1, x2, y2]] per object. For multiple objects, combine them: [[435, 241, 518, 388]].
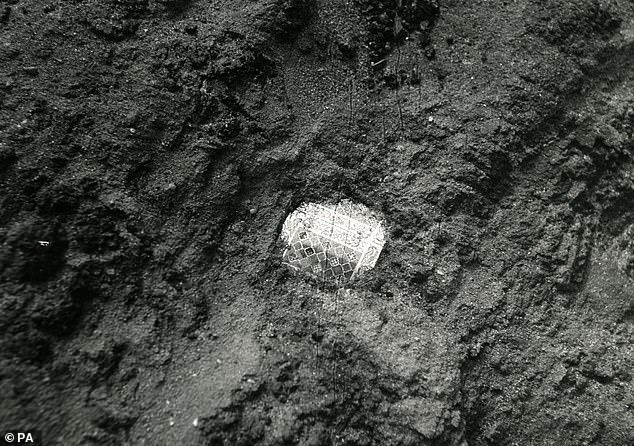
[[192, 418, 199, 428], [23, 66, 39, 76], [249, 208, 257, 215]]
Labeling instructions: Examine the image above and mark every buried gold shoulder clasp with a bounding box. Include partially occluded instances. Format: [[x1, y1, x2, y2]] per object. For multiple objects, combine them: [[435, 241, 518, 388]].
[[280, 201, 386, 283]]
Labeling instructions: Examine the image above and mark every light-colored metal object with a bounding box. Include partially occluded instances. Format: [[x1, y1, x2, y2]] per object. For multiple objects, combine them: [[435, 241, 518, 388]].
[[281, 201, 386, 282]]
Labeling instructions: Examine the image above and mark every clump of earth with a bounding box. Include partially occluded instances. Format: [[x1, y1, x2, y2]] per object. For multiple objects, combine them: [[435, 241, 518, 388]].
[[1, 0, 633, 445]]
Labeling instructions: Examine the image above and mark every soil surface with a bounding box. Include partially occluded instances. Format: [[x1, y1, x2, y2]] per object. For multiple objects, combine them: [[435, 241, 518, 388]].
[[1, 0, 634, 445]]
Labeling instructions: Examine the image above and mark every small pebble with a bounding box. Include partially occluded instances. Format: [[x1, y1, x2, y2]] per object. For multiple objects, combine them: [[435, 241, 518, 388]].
[[23, 66, 39, 76]]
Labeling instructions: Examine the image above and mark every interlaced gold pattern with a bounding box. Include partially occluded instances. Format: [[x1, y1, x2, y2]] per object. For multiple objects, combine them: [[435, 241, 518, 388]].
[[281, 201, 386, 282]]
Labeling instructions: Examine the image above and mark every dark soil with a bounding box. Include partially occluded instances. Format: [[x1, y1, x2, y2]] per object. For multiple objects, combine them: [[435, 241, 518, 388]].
[[1, 0, 633, 445]]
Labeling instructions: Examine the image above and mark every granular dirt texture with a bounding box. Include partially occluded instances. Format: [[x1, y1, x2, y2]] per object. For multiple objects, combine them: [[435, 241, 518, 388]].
[[1, 0, 633, 445]]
